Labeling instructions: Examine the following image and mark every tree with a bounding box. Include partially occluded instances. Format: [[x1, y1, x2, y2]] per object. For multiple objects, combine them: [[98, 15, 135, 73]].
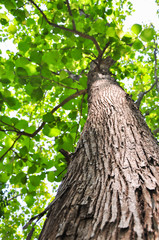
[[0, 0, 158, 239]]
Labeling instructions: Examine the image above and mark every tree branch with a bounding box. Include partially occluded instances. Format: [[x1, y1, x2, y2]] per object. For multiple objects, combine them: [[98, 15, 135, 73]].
[[7, 193, 23, 202], [65, 0, 76, 30], [19, 89, 87, 138], [28, 0, 102, 55], [153, 128, 159, 135]]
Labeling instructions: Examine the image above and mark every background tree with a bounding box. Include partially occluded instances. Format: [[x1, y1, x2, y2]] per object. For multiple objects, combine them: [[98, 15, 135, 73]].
[[0, 0, 158, 239]]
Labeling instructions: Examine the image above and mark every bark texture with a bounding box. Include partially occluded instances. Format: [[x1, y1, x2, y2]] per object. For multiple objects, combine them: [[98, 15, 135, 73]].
[[39, 58, 159, 240]]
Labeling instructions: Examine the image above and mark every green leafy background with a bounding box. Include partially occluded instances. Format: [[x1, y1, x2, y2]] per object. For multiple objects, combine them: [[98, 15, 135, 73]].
[[0, 0, 159, 238]]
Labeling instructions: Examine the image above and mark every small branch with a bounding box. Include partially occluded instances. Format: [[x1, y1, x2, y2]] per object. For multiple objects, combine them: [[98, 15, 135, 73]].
[[50, 89, 87, 114], [43, 76, 79, 90], [0, 128, 18, 133], [7, 193, 23, 202], [153, 128, 159, 135], [28, 0, 102, 55], [19, 89, 87, 138], [0, 135, 21, 161], [136, 92, 145, 108], [99, 41, 111, 59], [65, 0, 76, 30], [0, 90, 87, 144]]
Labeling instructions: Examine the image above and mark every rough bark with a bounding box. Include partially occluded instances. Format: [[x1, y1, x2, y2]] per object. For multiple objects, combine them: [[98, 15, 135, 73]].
[[39, 58, 159, 240]]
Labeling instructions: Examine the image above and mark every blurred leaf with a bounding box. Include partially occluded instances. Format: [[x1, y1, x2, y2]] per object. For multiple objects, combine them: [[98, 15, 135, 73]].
[[29, 175, 41, 187], [43, 112, 54, 122], [15, 120, 28, 130], [8, 24, 17, 34], [43, 125, 61, 137], [140, 28, 155, 42], [133, 39, 143, 50], [131, 24, 142, 35], [31, 88, 43, 101], [47, 171, 55, 182], [60, 71, 69, 80]]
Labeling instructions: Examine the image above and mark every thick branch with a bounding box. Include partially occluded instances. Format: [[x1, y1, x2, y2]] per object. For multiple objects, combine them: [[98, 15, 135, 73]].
[[28, 0, 102, 55]]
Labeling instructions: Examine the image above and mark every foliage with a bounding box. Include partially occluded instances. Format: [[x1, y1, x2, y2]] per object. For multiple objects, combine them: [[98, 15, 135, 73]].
[[0, 0, 158, 238]]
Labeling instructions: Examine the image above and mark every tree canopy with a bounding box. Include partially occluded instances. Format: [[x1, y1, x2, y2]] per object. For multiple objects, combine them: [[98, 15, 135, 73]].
[[0, 0, 158, 239]]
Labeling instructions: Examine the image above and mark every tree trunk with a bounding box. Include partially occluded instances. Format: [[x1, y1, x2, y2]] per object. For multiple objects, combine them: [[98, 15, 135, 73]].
[[39, 58, 159, 240]]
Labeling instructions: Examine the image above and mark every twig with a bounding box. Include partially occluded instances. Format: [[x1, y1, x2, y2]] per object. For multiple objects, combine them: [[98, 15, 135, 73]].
[[65, 0, 76, 30], [42, 76, 79, 90], [0, 90, 87, 139], [7, 193, 23, 202], [0, 135, 21, 161], [28, 0, 102, 55], [100, 41, 110, 59], [153, 128, 159, 135]]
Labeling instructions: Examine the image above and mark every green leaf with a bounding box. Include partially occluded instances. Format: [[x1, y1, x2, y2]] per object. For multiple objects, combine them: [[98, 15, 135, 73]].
[[0, 13, 9, 24], [122, 34, 132, 44], [20, 146, 28, 156], [30, 51, 42, 64], [43, 112, 54, 122], [71, 49, 82, 60], [43, 125, 61, 137], [0, 78, 11, 85], [60, 71, 69, 80], [47, 171, 55, 182], [131, 24, 142, 35], [28, 165, 37, 174], [140, 28, 155, 42], [79, 76, 87, 88], [4, 0, 17, 11], [25, 125, 36, 134], [29, 175, 41, 186], [106, 9, 112, 15], [93, 19, 106, 33], [106, 27, 116, 38], [10, 172, 26, 184], [15, 119, 28, 130], [5, 136, 14, 148], [42, 51, 60, 65], [15, 57, 30, 67], [18, 41, 30, 52], [5, 97, 20, 109], [30, 77, 42, 88], [133, 39, 143, 50], [1, 116, 12, 125], [0, 172, 10, 183], [16, 67, 28, 76], [57, 2, 63, 9], [31, 88, 43, 101], [24, 195, 34, 207], [8, 24, 17, 34]]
